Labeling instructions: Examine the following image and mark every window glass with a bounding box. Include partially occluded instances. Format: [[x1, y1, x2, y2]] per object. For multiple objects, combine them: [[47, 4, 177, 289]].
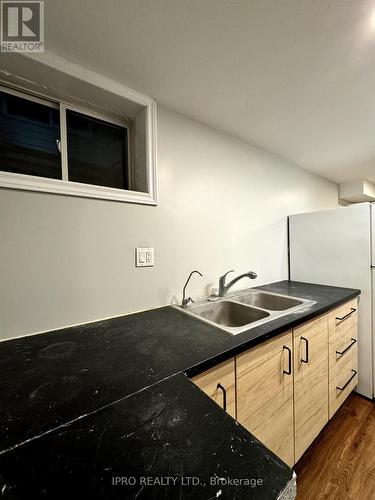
[[66, 110, 129, 190], [0, 91, 61, 179]]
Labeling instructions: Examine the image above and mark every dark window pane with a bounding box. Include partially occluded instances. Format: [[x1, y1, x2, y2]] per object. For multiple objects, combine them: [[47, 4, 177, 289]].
[[0, 91, 62, 179], [66, 110, 128, 190], [6, 94, 51, 125]]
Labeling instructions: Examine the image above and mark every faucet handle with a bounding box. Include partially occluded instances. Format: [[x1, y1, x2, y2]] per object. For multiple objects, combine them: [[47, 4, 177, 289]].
[[182, 297, 194, 308], [220, 270, 235, 282]]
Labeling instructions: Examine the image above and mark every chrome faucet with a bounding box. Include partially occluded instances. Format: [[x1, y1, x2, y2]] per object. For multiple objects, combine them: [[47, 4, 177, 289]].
[[219, 270, 257, 297], [181, 270, 203, 308]]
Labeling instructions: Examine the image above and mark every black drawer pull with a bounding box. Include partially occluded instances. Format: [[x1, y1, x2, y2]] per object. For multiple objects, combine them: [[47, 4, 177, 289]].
[[336, 338, 357, 357], [337, 369, 357, 391], [336, 308, 356, 321], [283, 346, 292, 375], [301, 336, 309, 364], [217, 383, 227, 411]]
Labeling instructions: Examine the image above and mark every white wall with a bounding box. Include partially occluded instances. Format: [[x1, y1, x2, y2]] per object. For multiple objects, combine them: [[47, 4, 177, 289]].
[[0, 106, 338, 340]]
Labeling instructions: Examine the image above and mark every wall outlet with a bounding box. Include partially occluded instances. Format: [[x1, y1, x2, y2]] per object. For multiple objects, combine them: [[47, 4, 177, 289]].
[[135, 247, 154, 267]]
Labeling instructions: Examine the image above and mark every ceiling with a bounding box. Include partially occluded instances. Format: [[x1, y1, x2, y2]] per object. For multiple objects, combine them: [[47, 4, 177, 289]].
[[37, 1, 375, 182]]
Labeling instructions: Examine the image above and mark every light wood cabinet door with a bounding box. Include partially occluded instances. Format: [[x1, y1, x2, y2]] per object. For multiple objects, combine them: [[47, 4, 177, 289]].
[[293, 315, 329, 462], [236, 330, 294, 466], [240, 383, 294, 466], [191, 358, 236, 418]]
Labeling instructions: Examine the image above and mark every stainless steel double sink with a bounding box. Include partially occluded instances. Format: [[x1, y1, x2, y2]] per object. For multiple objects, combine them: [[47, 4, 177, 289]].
[[177, 289, 316, 335]]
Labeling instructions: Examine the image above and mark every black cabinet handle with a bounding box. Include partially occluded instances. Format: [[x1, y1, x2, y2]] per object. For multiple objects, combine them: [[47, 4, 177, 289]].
[[336, 308, 356, 321], [301, 336, 309, 364], [217, 383, 227, 411], [336, 338, 357, 357], [337, 369, 357, 391], [283, 346, 292, 375]]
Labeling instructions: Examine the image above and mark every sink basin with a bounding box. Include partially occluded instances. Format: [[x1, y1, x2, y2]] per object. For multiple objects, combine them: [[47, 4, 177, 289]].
[[177, 288, 316, 335], [188, 300, 270, 328], [233, 291, 303, 311]]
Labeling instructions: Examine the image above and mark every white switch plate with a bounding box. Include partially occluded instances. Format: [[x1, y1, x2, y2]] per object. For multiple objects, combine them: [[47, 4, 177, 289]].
[[135, 247, 154, 267]]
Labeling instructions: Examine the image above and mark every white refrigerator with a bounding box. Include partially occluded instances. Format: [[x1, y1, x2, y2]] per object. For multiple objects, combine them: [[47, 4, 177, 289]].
[[289, 202, 373, 399]]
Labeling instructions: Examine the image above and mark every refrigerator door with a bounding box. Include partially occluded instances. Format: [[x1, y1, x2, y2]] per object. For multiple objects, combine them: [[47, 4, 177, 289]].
[[289, 203, 372, 398], [371, 203, 375, 267], [371, 203, 375, 398]]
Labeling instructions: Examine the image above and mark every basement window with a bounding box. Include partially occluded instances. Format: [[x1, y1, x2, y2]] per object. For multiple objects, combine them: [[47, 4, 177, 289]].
[[0, 85, 157, 205]]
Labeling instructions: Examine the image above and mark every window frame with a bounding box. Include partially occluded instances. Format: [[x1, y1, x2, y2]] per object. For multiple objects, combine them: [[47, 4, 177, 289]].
[[0, 84, 158, 205]]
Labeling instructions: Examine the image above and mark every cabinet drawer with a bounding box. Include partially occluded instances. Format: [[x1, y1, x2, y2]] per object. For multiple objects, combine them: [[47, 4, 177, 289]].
[[329, 344, 358, 418], [329, 324, 358, 368], [328, 299, 358, 344], [191, 358, 236, 418], [240, 383, 294, 467]]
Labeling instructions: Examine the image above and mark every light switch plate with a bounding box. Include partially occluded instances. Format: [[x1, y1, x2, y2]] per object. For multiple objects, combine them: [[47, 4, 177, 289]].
[[136, 247, 154, 267]]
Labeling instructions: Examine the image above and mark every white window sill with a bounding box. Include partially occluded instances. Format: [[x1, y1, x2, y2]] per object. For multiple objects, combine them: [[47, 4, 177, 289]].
[[0, 171, 158, 205]]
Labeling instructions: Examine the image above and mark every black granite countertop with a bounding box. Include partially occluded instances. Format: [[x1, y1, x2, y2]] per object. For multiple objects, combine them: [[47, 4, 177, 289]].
[[0, 280, 360, 499], [0, 373, 293, 499]]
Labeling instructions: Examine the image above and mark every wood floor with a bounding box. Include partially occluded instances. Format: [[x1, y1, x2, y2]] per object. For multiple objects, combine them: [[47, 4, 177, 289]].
[[294, 393, 375, 500]]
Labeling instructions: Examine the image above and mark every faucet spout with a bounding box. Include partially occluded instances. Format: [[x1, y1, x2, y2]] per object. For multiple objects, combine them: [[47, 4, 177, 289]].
[[219, 270, 257, 297], [181, 270, 203, 308]]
